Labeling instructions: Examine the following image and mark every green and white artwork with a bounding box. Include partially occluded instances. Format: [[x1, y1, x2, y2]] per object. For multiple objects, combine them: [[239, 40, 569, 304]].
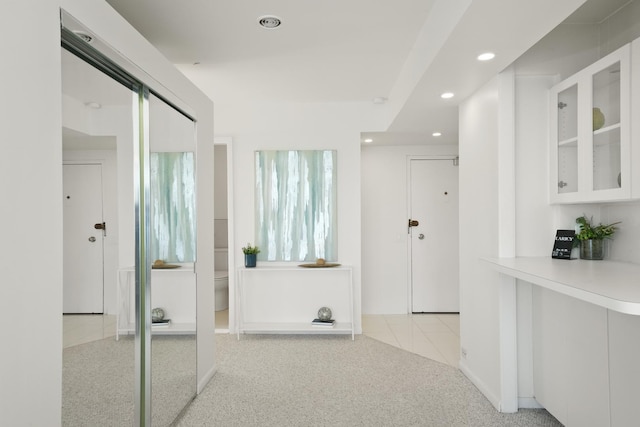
[[255, 150, 337, 261], [150, 152, 196, 262]]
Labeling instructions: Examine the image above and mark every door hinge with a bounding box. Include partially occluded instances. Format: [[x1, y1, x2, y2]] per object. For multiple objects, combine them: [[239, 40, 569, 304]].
[[408, 219, 419, 233]]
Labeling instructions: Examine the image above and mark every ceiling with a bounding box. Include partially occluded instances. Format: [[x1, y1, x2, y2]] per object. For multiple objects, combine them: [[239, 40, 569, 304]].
[[89, 0, 626, 146]]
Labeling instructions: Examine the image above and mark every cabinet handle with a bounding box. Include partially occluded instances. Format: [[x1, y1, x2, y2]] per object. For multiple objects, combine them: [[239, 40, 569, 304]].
[[558, 181, 568, 189]]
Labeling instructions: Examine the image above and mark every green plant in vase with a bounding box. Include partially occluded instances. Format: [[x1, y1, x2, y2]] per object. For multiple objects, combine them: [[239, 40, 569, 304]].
[[575, 216, 620, 260], [242, 243, 260, 267]]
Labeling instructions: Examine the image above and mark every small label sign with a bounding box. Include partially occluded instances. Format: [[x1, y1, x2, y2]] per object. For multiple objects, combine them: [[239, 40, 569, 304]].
[[551, 229, 576, 259]]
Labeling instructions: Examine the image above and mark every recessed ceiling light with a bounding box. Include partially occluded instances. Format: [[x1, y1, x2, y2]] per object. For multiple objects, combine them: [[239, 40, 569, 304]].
[[432, 132, 442, 137], [477, 52, 495, 61], [441, 92, 454, 99], [372, 97, 387, 104], [84, 101, 101, 109], [258, 15, 282, 29], [363, 138, 373, 143]]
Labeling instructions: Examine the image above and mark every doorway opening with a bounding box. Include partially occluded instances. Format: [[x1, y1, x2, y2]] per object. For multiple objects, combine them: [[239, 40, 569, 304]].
[[214, 137, 235, 333]]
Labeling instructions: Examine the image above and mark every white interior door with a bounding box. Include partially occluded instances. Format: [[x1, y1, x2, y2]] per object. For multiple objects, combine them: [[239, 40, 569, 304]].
[[410, 159, 459, 312], [63, 163, 104, 313]]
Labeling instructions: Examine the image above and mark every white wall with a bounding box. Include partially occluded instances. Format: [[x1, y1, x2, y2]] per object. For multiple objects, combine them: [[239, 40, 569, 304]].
[[458, 76, 503, 408], [485, 2, 640, 414], [215, 101, 377, 333], [361, 144, 458, 314], [0, 2, 214, 424], [0, 3, 64, 423]]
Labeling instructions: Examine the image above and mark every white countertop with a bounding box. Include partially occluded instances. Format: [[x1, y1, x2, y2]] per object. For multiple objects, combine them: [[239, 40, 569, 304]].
[[482, 257, 640, 315]]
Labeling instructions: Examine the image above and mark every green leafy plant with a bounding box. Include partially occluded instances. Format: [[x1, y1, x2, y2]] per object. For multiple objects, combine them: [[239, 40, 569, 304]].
[[575, 216, 620, 241], [242, 243, 260, 255]]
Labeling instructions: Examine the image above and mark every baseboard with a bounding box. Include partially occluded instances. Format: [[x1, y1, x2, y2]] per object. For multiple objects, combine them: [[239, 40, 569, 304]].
[[458, 360, 501, 411], [518, 397, 543, 409], [459, 360, 545, 412], [197, 365, 217, 394]]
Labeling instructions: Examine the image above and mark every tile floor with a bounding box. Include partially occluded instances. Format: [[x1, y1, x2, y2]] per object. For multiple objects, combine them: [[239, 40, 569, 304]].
[[63, 314, 116, 349], [65, 311, 460, 369], [362, 313, 460, 368]]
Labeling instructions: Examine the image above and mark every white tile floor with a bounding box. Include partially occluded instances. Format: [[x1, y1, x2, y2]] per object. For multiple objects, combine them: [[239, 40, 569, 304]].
[[362, 313, 460, 368], [65, 311, 460, 369], [63, 314, 117, 349], [215, 309, 229, 332]]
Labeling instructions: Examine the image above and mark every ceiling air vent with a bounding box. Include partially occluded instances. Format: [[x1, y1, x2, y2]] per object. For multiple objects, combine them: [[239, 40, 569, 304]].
[[258, 15, 282, 29]]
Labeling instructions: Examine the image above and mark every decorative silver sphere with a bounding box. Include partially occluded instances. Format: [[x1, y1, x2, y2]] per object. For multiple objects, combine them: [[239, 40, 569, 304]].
[[152, 307, 165, 322], [317, 306, 332, 321]]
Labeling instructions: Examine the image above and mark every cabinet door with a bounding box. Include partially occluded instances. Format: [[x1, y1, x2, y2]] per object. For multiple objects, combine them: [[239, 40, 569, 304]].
[[552, 81, 579, 199], [532, 287, 611, 427], [550, 44, 630, 203], [589, 53, 629, 199]]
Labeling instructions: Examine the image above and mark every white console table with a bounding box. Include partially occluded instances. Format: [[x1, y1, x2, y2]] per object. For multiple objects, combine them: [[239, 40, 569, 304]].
[[116, 264, 196, 339], [236, 265, 354, 340]]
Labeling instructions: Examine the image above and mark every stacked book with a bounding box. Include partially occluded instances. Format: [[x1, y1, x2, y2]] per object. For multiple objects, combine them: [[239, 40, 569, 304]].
[[152, 319, 171, 327], [311, 318, 335, 328]]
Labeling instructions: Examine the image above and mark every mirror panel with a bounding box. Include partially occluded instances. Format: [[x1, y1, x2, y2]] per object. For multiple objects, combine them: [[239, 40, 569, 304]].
[[61, 20, 198, 425], [61, 47, 137, 425], [149, 93, 197, 426]]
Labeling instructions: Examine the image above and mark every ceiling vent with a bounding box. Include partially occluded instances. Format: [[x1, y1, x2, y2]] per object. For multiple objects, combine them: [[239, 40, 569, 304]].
[[258, 15, 282, 29]]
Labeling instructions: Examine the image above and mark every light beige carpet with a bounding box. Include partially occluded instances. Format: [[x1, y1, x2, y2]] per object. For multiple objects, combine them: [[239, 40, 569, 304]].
[[62, 335, 195, 427], [176, 334, 561, 427]]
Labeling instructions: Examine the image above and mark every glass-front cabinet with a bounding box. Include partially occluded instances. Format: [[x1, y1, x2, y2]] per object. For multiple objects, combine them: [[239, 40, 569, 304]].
[[550, 44, 631, 203]]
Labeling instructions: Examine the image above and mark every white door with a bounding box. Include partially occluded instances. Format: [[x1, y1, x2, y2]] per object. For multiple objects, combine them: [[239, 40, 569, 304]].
[[63, 164, 104, 313], [409, 159, 459, 312]]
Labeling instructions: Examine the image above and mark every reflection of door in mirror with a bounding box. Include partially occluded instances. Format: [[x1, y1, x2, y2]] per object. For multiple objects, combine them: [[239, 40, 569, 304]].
[[149, 93, 197, 426], [61, 47, 137, 424]]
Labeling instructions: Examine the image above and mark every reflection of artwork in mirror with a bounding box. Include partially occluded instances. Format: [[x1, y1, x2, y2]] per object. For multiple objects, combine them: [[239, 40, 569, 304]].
[[255, 150, 337, 261], [150, 152, 196, 262]]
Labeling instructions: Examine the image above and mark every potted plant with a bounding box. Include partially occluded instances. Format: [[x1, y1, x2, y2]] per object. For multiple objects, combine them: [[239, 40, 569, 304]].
[[575, 216, 620, 260], [242, 243, 260, 268]]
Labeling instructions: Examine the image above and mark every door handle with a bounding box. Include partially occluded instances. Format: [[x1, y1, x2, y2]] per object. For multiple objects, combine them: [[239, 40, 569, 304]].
[[88, 236, 96, 242], [94, 222, 106, 237], [418, 234, 425, 240]]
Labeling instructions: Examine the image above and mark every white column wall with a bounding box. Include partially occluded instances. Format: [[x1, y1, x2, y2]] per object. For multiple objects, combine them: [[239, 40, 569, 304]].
[[457, 76, 502, 408], [0, 3, 64, 423]]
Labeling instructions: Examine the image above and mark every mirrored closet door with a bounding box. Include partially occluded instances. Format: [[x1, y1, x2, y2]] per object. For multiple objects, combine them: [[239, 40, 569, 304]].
[[60, 12, 197, 426]]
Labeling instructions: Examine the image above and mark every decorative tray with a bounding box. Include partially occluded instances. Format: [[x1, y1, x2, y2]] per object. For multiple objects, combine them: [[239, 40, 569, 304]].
[[152, 264, 181, 269], [298, 263, 341, 268]]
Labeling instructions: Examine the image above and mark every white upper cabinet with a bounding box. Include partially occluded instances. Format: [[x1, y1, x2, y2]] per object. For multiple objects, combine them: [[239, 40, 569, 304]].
[[550, 44, 631, 203]]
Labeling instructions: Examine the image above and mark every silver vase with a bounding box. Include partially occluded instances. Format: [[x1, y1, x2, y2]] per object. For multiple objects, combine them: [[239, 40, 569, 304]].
[[580, 239, 604, 260]]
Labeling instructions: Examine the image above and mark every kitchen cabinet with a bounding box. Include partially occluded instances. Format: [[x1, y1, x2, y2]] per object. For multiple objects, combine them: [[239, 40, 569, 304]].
[[550, 44, 631, 203], [483, 257, 640, 426]]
